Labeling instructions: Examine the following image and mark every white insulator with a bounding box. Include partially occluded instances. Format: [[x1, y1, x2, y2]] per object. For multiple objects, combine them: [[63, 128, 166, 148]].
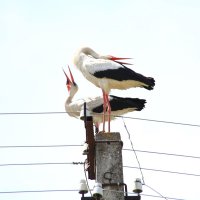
[[79, 179, 88, 194], [93, 182, 103, 198], [133, 178, 143, 194]]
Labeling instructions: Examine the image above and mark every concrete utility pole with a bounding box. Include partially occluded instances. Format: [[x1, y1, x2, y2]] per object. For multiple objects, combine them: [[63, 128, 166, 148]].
[[80, 104, 141, 200], [95, 132, 124, 200]]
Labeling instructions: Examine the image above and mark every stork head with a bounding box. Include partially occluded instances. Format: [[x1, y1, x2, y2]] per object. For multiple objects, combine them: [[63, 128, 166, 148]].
[[63, 66, 78, 96]]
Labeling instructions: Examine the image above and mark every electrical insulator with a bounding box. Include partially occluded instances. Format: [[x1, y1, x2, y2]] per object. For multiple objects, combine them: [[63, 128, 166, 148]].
[[93, 182, 103, 198], [79, 179, 88, 194], [133, 178, 143, 194]]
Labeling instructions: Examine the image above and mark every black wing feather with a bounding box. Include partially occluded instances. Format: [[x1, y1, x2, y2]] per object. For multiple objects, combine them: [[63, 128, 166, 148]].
[[93, 66, 155, 90], [92, 95, 146, 113]]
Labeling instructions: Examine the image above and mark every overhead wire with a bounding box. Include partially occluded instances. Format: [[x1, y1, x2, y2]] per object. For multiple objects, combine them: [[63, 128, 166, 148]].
[[119, 115, 200, 128], [91, 188, 186, 200], [141, 193, 186, 200], [123, 166, 200, 177], [0, 144, 82, 148], [103, 187, 187, 200], [123, 149, 200, 160], [122, 117, 145, 184], [0, 144, 199, 160], [0, 162, 84, 167], [144, 184, 169, 200], [0, 111, 199, 128], [0, 112, 199, 199], [0, 112, 67, 115], [0, 188, 187, 199], [0, 161, 199, 177], [0, 189, 79, 194], [122, 117, 168, 200]]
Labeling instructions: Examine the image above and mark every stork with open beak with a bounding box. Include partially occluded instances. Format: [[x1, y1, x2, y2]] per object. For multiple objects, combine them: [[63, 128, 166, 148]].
[[63, 66, 147, 133], [73, 47, 155, 132]]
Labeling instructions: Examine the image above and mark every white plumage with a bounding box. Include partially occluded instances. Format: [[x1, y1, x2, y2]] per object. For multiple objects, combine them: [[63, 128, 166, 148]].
[[63, 66, 146, 133], [73, 47, 155, 132], [73, 47, 155, 92]]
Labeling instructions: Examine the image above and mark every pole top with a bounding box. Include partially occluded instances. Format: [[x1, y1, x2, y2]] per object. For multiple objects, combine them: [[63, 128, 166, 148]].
[[95, 132, 121, 141]]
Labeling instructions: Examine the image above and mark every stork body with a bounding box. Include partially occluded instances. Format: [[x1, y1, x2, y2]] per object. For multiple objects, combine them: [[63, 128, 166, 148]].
[[73, 47, 155, 132], [66, 95, 146, 126], [63, 67, 146, 133]]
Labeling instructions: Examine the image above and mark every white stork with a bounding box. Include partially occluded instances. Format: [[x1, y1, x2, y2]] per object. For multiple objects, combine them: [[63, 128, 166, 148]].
[[63, 66, 146, 133], [73, 47, 155, 132]]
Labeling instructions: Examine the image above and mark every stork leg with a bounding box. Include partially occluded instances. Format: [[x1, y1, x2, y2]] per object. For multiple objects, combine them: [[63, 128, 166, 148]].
[[104, 94, 111, 132], [102, 90, 107, 132]]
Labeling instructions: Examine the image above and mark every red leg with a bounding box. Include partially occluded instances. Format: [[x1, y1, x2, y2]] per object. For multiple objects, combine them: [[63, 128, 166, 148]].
[[102, 90, 107, 132], [105, 94, 111, 132]]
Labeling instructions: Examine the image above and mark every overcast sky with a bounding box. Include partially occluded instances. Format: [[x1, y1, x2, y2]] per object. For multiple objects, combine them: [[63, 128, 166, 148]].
[[0, 0, 200, 200]]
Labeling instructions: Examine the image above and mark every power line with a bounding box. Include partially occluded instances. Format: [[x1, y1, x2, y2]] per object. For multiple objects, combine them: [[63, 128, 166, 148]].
[[0, 112, 66, 115], [141, 193, 186, 200], [0, 144, 199, 160], [122, 117, 145, 184], [0, 162, 84, 167], [124, 166, 200, 177], [0, 144, 82, 148], [0, 115, 196, 200], [122, 117, 168, 200], [0, 111, 199, 128], [0, 189, 187, 199], [104, 189, 186, 200], [99, 189, 186, 200], [118, 116, 200, 128], [123, 149, 200, 160], [144, 184, 168, 200], [0, 189, 79, 194], [0, 162, 199, 177]]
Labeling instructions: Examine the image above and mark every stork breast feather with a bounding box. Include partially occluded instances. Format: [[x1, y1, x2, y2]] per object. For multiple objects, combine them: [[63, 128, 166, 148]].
[[85, 59, 122, 75]]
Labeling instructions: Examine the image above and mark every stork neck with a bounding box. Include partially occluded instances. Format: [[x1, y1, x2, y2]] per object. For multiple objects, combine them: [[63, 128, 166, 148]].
[[66, 85, 78, 105], [80, 47, 100, 58], [66, 96, 72, 104]]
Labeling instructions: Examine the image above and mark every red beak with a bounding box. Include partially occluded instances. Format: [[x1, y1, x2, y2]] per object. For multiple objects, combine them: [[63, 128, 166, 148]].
[[67, 65, 75, 83], [109, 55, 133, 65], [62, 68, 72, 91], [63, 66, 76, 91]]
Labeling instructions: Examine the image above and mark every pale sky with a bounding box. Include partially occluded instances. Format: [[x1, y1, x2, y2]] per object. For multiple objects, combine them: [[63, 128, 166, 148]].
[[0, 0, 200, 200]]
